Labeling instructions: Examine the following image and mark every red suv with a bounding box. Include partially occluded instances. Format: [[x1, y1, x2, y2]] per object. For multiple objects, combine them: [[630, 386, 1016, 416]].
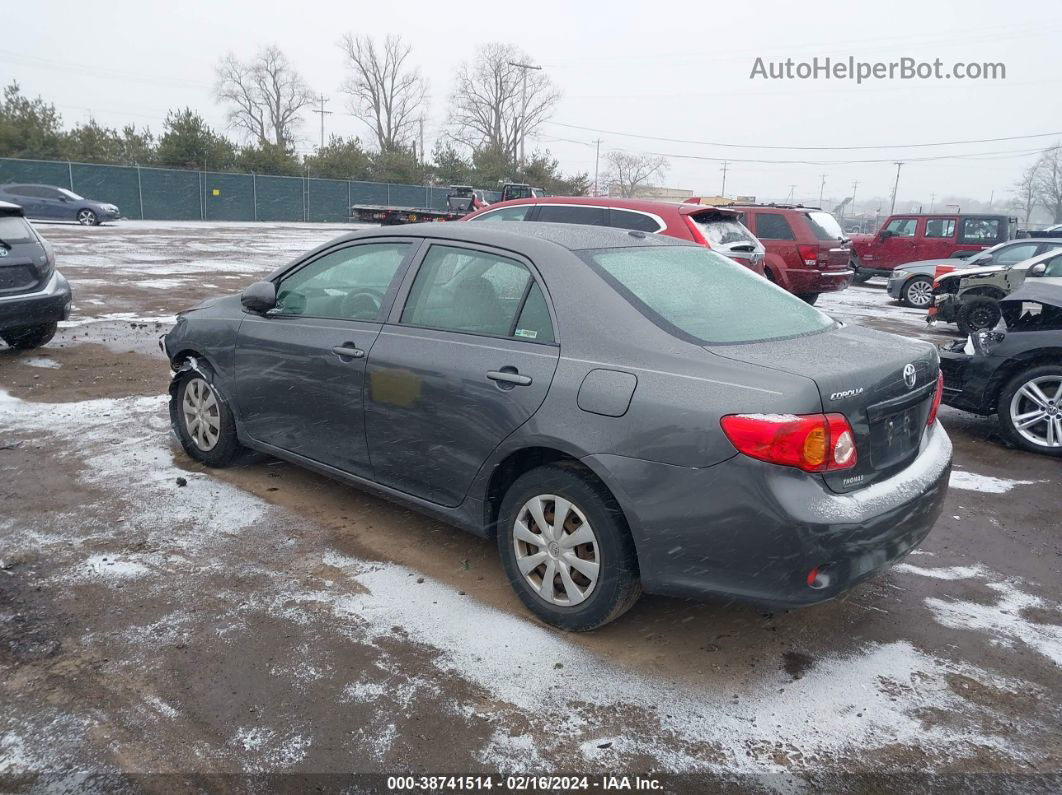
[[724, 204, 852, 304], [461, 196, 766, 274]]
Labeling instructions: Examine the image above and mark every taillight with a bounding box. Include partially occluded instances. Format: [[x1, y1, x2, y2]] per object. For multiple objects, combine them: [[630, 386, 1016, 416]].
[[720, 413, 858, 472], [927, 371, 944, 426], [684, 216, 708, 247], [797, 244, 819, 267]]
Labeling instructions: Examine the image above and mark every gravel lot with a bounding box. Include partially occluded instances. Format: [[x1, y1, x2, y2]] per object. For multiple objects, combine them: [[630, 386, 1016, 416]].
[[1, 221, 1059, 789]]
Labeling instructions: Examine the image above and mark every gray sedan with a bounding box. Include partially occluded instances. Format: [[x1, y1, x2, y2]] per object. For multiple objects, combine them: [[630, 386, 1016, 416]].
[[163, 223, 952, 630], [0, 184, 120, 225]]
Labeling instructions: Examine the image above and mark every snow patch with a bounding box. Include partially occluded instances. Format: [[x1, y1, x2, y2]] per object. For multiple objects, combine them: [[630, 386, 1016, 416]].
[[894, 563, 991, 581], [20, 356, 61, 369], [949, 471, 1041, 493]]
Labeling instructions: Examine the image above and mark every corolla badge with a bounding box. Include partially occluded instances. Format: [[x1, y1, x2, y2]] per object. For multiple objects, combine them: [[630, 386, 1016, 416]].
[[903, 363, 917, 389]]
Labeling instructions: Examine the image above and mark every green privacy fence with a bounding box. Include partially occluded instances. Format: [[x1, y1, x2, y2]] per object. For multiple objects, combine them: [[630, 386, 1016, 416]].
[[0, 157, 462, 223]]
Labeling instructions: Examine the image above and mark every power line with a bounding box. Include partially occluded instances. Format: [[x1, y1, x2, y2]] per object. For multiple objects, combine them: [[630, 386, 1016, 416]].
[[545, 121, 1062, 152]]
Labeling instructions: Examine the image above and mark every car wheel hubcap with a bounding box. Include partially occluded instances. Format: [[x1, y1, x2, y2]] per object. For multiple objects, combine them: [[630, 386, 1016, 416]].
[[78, 211, 93, 224], [907, 280, 932, 307], [182, 377, 221, 451], [513, 494, 600, 607], [1010, 376, 1062, 448]]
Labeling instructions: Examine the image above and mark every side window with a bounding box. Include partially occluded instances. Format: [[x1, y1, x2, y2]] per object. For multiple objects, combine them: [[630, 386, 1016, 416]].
[[995, 243, 1038, 266], [401, 245, 554, 342], [885, 218, 917, 237], [468, 205, 532, 222], [274, 242, 409, 321], [609, 209, 661, 233], [754, 213, 795, 240], [1040, 254, 1062, 277], [960, 218, 1000, 243], [924, 218, 956, 238], [535, 205, 607, 226]]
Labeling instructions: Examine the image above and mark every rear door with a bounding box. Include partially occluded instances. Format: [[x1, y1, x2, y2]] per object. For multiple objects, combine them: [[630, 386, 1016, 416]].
[[5, 187, 43, 218], [918, 217, 958, 260], [233, 239, 416, 478], [364, 242, 560, 506], [750, 211, 800, 277]]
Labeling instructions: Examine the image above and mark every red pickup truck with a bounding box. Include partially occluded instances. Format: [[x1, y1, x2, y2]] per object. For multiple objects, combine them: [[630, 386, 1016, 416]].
[[850, 213, 1015, 281]]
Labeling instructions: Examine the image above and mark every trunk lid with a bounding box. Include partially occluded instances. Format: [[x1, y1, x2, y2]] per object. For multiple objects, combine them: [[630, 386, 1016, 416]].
[[705, 324, 939, 492], [0, 213, 49, 296], [803, 210, 850, 272]]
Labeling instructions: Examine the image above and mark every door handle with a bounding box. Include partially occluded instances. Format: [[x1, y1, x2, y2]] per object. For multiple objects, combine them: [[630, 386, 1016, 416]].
[[331, 344, 366, 360], [487, 369, 532, 386]]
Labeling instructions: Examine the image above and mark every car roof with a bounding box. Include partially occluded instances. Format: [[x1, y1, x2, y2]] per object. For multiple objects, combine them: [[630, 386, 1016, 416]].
[[0, 200, 24, 215], [1002, 281, 1062, 308], [471, 195, 739, 218], [349, 220, 693, 252]]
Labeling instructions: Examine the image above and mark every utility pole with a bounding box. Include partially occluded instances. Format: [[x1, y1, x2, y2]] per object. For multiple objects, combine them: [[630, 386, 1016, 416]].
[[311, 94, 332, 150], [818, 174, 828, 207], [419, 118, 425, 166], [507, 61, 542, 166], [929, 192, 936, 211], [786, 184, 796, 203], [720, 161, 729, 197], [592, 138, 603, 196], [889, 162, 904, 214]]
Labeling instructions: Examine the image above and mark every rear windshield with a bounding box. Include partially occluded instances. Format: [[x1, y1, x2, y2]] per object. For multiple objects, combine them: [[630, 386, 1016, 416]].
[[581, 245, 835, 344], [688, 213, 757, 247], [0, 215, 35, 244], [805, 211, 845, 241]]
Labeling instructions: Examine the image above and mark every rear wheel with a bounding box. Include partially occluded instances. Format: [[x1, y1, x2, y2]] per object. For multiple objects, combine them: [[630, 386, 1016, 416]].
[[1, 322, 57, 350], [171, 371, 241, 466], [76, 208, 98, 226], [901, 275, 934, 308], [850, 256, 871, 283], [998, 366, 1062, 456], [956, 296, 1001, 336], [799, 293, 820, 306], [497, 465, 640, 631]]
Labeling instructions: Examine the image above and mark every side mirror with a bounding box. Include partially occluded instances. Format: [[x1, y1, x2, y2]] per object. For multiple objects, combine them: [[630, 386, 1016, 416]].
[[241, 280, 277, 312], [58, 196, 70, 202], [1029, 263, 1047, 277], [879, 230, 893, 241]]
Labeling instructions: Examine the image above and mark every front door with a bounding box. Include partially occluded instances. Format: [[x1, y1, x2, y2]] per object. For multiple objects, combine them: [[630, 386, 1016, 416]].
[[876, 216, 920, 269], [233, 239, 415, 477], [364, 242, 560, 506]]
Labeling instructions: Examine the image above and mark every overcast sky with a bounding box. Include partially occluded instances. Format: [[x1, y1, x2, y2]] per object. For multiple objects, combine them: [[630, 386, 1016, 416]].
[[9, 0, 1062, 210]]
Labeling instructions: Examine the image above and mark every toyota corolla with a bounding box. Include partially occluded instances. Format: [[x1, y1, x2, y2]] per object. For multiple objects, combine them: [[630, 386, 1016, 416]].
[[162, 223, 952, 630]]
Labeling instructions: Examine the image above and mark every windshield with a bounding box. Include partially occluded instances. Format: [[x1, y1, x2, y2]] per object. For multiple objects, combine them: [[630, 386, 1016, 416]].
[[0, 215, 35, 244], [58, 188, 84, 200], [805, 211, 845, 241], [581, 245, 835, 344]]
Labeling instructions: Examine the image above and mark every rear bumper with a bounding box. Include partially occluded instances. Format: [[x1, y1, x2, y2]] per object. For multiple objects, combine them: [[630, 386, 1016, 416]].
[[0, 272, 72, 332], [586, 422, 952, 607], [786, 267, 854, 295]]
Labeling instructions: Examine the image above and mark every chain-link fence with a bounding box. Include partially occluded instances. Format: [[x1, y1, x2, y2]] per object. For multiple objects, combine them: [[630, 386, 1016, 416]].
[[0, 157, 465, 223]]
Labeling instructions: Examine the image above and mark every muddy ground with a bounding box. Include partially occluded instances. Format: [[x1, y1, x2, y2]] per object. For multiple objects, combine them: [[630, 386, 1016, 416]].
[[1, 221, 1059, 791]]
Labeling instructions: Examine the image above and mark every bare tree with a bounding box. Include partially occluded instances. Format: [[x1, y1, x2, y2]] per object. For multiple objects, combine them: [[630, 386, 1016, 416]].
[[215, 45, 313, 148], [603, 151, 669, 197], [448, 43, 559, 163], [339, 34, 428, 153], [1034, 144, 1062, 224], [1011, 161, 1041, 224]]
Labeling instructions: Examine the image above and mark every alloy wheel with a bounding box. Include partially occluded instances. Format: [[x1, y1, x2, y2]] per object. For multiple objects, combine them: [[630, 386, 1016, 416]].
[[513, 494, 600, 606], [1009, 375, 1062, 448], [77, 209, 96, 225], [904, 278, 933, 308], [182, 377, 221, 451]]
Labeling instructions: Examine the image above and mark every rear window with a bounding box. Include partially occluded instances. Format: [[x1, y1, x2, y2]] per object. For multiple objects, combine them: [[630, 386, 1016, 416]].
[[688, 213, 758, 247], [0, 215, 35, 244], [754, 213, 795, 240], [581, 246, 835, 344], [804, 211, 845, 241], [468, 205, 533, 222]]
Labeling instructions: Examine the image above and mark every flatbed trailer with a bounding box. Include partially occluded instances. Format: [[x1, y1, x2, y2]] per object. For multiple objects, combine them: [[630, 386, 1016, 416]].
[[349, 205, 461, 225]]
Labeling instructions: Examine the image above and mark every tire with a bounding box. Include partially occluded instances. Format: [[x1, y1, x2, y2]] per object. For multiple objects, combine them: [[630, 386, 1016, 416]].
[[170, 370, 241, 466], [799, 293, 820, 306], [997, 365, 1062, 456], [849, 255, 871, 284], [1, 322, 57, 350], [900, 276, 934, 309], [956, 296, 1002, 336], [497, 464, 641, 631], [76, 208, 98, 226]]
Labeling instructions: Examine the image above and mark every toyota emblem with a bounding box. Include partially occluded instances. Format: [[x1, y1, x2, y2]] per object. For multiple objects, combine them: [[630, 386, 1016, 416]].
[[903, 363, 917, 389]]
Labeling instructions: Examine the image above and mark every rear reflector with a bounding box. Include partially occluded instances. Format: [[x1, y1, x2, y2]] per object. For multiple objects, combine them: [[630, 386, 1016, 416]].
[[720, 413, 858, 472], [928, 371, 944, 426], [684, 215, 708, 247]]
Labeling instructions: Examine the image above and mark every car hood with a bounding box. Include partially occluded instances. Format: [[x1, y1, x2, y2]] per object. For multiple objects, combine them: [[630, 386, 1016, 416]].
[[894, 258, 975, 275], [935, 263, 1006, 282]]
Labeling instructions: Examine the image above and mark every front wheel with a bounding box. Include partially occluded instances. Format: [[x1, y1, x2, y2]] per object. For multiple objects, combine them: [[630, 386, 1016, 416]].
[[956, 296, 1001, 336], [799, 293, 820, 306], [171, 371, 241, 466], [1, 322, 57, 350], [901, 276, 934, 308], [76, 208, 98, 226], [497, 465, 641, 631], [998, 366, 1062, 456]]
